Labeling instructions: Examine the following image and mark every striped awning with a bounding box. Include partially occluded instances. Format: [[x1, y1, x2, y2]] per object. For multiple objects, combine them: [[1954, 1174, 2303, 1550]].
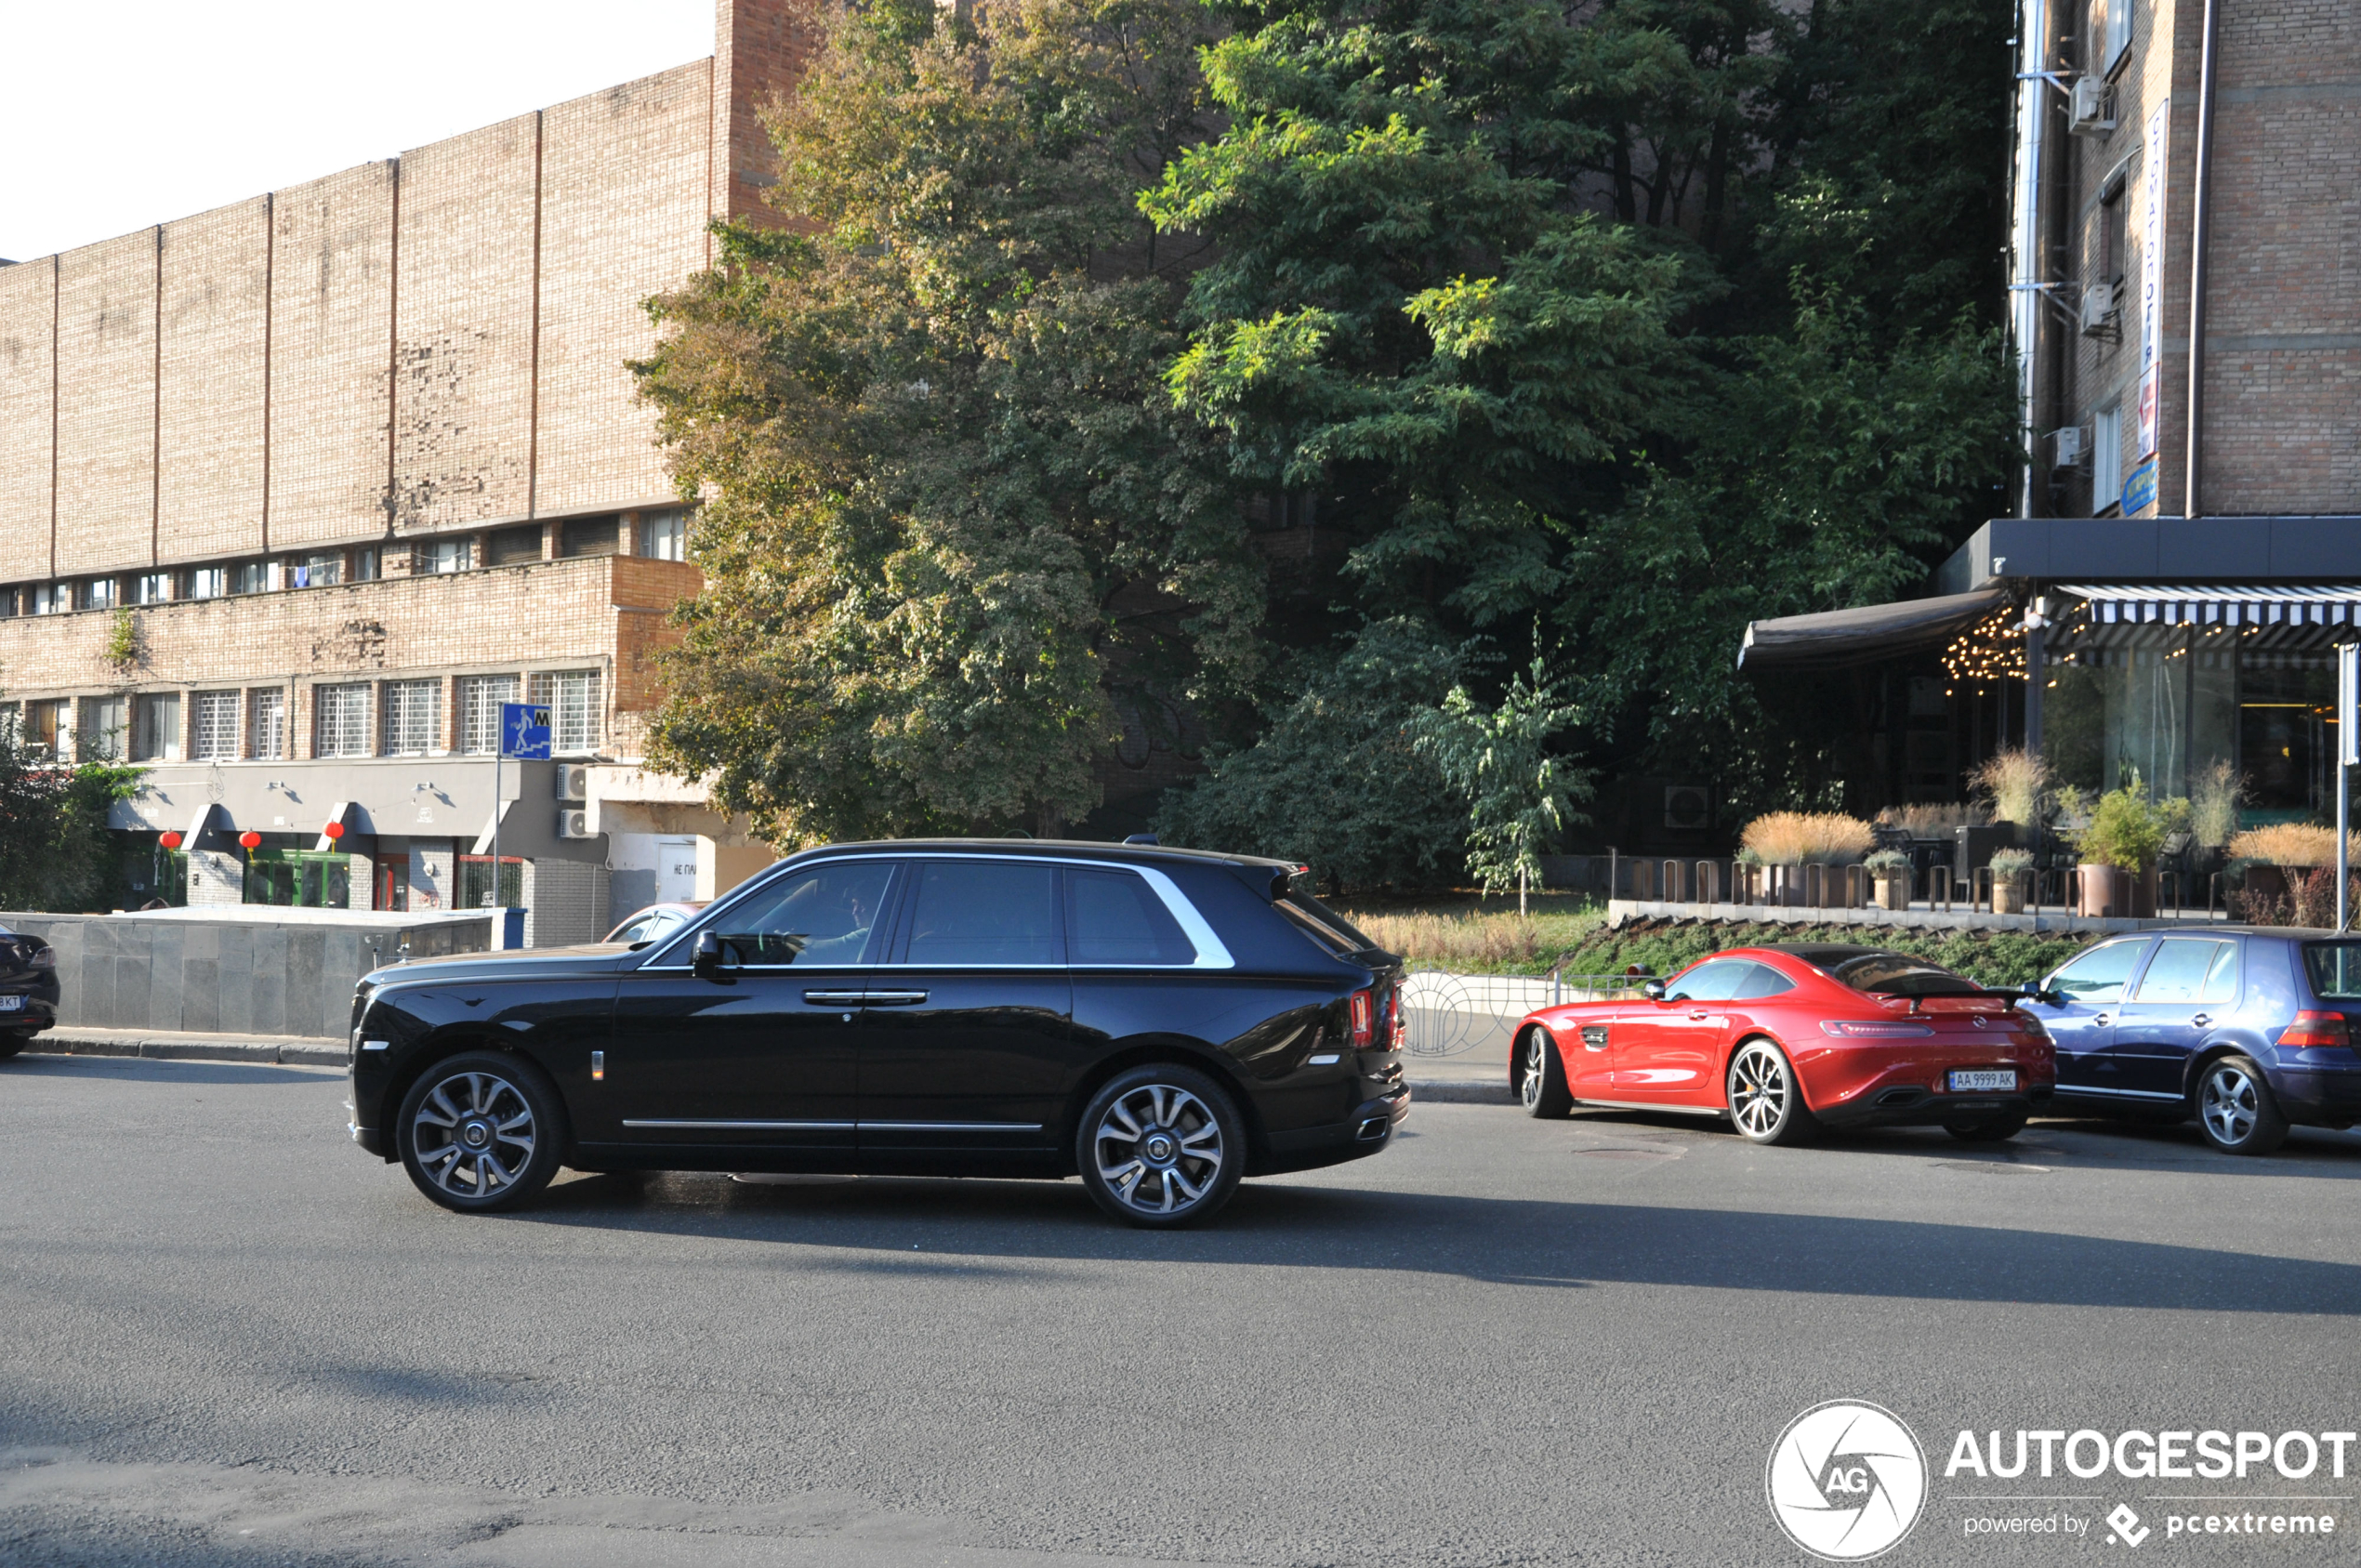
[[2060, 584, 2361, 651]]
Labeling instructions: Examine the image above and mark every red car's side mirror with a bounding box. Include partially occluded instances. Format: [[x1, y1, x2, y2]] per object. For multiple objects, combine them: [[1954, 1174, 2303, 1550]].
[[1642, 979, 1668, 1002]]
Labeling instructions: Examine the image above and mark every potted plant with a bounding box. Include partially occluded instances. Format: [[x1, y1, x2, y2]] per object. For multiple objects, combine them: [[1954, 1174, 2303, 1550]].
[[2076, 782, 2169, 917], [1989, 847, 2034, 914], [1864, 849, 1912, 911], [1741, 811, 1875, 907]]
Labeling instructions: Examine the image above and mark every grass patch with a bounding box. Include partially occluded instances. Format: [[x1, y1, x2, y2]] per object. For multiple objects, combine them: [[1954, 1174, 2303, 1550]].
[[1334, 892, 1606, 976], [1332, 899, 2097, 989]]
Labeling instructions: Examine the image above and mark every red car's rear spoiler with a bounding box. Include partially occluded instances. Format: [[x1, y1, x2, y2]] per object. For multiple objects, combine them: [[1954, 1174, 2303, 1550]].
[[1875, 993, 2020, 1015]]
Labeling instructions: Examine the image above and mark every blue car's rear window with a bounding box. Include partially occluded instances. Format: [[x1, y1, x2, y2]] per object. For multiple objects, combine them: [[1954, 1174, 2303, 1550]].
[[2302, 942, 2361, 999]]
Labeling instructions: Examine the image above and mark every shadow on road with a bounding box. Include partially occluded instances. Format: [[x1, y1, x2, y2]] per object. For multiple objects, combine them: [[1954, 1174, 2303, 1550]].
[[510, 1166, 2361, 1316], [4, 1054, 332, 1087]]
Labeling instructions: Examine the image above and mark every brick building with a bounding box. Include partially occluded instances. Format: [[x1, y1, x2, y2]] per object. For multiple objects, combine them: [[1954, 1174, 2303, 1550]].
[[1741, 0, 2361, 824], [0, 0, 816, 939]]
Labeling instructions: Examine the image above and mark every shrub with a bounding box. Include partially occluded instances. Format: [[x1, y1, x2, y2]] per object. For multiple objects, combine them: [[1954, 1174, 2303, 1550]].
[[2190, 759, 2244, 850], [1971, 747, 2049, 825], [1989, 847, 2035, 878], [1548, 918, 2091, 990], [1741, 810, 1875, 865], [1876, 802, 1987, 834], [2234, 866, 2361, 929], [2077, 782, 2169, 872], [1863, 848, 1912, 874], [2225, 823, 2361, 868]]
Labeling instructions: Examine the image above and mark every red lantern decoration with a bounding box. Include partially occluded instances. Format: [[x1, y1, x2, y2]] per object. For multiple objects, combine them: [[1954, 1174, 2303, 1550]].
[[238, 830, 262, 850], [323, 821, 346, 841], [159, 831, 183, 850]]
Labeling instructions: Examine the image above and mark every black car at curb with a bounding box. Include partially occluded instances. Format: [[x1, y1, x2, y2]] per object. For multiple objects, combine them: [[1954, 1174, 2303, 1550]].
[[0, 925, 61, 1059], [347, 840, 1410, 1225]]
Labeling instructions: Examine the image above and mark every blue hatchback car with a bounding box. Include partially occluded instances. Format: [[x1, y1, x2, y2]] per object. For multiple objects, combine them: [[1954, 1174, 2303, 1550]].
[[2027, 926, 2361, 1153]]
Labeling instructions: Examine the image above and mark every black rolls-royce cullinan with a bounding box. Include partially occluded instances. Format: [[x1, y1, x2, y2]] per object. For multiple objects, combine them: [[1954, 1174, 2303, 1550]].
[[347, 840, 1409, 1225]]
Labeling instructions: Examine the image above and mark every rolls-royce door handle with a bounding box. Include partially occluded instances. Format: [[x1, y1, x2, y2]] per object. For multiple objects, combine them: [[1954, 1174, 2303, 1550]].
[[864, 991, 930, 1007], [802, 990, 865, 1006]]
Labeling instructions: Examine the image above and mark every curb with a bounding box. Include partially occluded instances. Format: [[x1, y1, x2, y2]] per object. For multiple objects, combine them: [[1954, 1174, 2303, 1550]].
[[1406, 1080, 1513, 1105], [29, 1033, 346, 1069]]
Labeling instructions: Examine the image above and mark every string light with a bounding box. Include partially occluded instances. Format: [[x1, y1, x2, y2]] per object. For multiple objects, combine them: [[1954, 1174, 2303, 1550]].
[[1941, 609, 2026, 687]]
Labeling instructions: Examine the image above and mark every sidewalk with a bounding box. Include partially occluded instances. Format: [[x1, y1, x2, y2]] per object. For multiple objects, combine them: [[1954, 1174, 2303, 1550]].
[[27, 1027, 345, 1068]]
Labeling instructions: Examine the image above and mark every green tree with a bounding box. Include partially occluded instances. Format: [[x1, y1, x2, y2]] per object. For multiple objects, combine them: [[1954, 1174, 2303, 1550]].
[[0, 711, 142, 910], [1411, 657, 1591, 902], [633, 0, 1257, 846]]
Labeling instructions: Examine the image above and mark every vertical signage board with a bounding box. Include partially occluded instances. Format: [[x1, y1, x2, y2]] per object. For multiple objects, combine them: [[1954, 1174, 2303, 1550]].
[[2137, 98, 2170, 464]]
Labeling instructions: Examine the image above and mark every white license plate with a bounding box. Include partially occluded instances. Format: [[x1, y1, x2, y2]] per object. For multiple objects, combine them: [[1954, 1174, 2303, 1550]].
[[0, 995, 23, 1012], [1948, 1069, 2016, 1092]]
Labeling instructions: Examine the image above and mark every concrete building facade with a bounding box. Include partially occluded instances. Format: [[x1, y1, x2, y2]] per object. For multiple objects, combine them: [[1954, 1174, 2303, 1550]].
[[0, 0, 814, 938]]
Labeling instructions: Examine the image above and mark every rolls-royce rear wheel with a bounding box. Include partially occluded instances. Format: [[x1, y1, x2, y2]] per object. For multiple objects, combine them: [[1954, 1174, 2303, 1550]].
[[1076, 1065, 1244, 1228]]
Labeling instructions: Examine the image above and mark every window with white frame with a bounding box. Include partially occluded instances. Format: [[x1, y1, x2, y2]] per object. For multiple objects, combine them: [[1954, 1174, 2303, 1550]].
[[2094, 404, 2124, 512], [383, 679, 441, 756], [32, 584, 64, 614], [291, 550, 343, 588], [418, 537, 472, 574], [459, 675, 518, 755], [638, 508, 690, 561], [131, 572, 173, 605], [2096, 0, 2132, 70], [249, 688, 286, 759], [529, 670, 601, 754], [193, 691, 242, 761], [187, 567, 228, 600], [82, 578, 117, 611], [79, 695, 126, 759], [133, 692, 182, 762], [314, 683, 373, 758]]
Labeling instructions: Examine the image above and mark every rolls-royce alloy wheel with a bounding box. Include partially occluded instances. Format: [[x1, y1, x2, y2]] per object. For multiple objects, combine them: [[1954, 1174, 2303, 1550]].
[[1726, 1038, 1818, 1146], [1077, 1065, 1244, 1228], [397, 1051, 564, 1212]]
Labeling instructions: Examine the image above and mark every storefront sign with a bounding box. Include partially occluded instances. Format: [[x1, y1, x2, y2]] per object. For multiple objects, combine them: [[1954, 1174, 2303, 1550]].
[[2139, 98, 2169, 456], [2123, 457, 2159, 515]]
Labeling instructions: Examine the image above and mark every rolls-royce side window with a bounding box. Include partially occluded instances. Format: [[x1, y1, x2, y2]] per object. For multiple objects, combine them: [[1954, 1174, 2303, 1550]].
[[1068, 868, 1195, 967], [711, 861, 893, 966], [902, 860, 1060, 966]]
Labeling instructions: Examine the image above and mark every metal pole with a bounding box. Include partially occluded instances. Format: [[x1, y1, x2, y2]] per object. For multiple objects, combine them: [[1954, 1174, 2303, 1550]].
[[493, 745, 503, 942], [2183, 0, 2223, 519], [2340, 647, 2356, 931]]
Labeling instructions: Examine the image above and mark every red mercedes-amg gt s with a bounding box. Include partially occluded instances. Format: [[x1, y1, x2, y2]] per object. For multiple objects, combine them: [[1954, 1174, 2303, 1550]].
[[1510, 944, 2056, 1143]]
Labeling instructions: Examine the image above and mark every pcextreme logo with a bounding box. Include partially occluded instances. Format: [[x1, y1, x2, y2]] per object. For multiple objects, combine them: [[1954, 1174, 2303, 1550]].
[[1767, 1400, 1929, 1561]]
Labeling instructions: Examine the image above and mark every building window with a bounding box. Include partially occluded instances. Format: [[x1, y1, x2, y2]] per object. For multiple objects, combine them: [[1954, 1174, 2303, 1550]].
[[561, 516, 621, 557], [132, 693, 183, 762], [32, 584, 65, 615], [417, 537, 472, 574], [291, 550, 343, 588], [486, 526, 542, 567], [352, 547, 380, 582], [383, 679, 441, 756], [459, 675, 519, 755], [193, 691, 242, 761], [25, 699, 68, 759], [131, 572, 173, 605], [188, 567, 229, 600], [314, 683, 373, 758], [2095, 0, 2132, 71], [638, 508, 690, 561], [0, 587, 16, 618], [82, 578, 118, 611], [2094, 404, 2124, 512], [249, 688, 287, 760], [79, 695, 127, 760], [530, 670, 601, 754]]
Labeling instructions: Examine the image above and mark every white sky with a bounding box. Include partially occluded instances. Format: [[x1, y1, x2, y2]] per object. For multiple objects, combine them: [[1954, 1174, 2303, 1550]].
[[0, 0, 715, 261]]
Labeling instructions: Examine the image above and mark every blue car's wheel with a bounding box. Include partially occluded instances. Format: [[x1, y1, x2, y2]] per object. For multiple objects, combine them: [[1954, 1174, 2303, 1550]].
[[2196, 1054, 2288, 1155]]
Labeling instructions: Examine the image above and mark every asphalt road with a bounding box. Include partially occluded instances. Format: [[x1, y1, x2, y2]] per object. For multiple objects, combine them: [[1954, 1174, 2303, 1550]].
[[5, 1053, 2361, 1568]]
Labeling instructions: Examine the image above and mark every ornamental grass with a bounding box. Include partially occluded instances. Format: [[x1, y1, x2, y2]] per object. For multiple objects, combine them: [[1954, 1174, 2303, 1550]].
[[2226, 823, 2361, 867], [1740, 810, 1876, 866]]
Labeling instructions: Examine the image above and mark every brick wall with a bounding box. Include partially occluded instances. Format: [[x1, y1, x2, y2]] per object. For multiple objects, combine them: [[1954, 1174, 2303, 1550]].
[[715, 0, 822, 225], [55, 231, 159, 573], [268, 160, 398, 553], [0, 259, 56, 572], [2057, 0, 2360, 518], [159, 198, 270, 563]]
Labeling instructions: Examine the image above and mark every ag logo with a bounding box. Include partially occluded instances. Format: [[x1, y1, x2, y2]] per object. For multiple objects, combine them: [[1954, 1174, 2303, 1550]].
[[1766, 1400, 1928, 1561]]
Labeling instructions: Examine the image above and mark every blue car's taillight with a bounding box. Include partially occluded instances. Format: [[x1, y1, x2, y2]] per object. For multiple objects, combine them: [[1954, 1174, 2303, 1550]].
[[2279, 1010, 2352, 1048]]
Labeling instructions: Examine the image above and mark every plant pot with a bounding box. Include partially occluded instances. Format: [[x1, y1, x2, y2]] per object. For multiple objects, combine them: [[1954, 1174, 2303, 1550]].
[[1873, 873, 1909, 911], [1777, 863, 1807, 907], [1992, 874, 2027, 916], [2077, 863, 2122, 918]]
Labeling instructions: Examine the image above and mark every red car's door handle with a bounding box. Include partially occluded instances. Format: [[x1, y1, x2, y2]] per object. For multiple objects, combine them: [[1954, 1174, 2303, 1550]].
[[1687, 1009, 1709, 1021]]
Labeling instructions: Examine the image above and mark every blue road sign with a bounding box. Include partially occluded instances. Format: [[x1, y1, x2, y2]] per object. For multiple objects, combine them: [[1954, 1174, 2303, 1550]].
[[501, 703, 551, 760]]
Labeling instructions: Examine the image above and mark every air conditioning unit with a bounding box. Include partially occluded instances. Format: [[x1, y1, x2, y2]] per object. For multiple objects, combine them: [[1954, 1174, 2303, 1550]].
[[2068, 76, 2115, 137], [557, 809, 593, 839], [2052, 425, 2088, 468], [555, 764, 588, 801], [1664, 784, 1710, 832], [2079, 280, 2118, 336]]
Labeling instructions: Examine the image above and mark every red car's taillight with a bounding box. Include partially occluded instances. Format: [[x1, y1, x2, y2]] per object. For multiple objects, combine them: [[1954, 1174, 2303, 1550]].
[[1819, 1019, 1934, 1038], [1348, 988, 1374, 1048], [2279, 1010, 2352, 1048]]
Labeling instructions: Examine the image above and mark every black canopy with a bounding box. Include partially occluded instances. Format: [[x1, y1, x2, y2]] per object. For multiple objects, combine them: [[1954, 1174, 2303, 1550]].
[[1736, 588, 2008, 670]]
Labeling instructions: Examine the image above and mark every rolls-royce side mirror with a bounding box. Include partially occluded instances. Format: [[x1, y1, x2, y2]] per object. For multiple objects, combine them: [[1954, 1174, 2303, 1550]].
[[1642, 979, 1668, 1003]]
